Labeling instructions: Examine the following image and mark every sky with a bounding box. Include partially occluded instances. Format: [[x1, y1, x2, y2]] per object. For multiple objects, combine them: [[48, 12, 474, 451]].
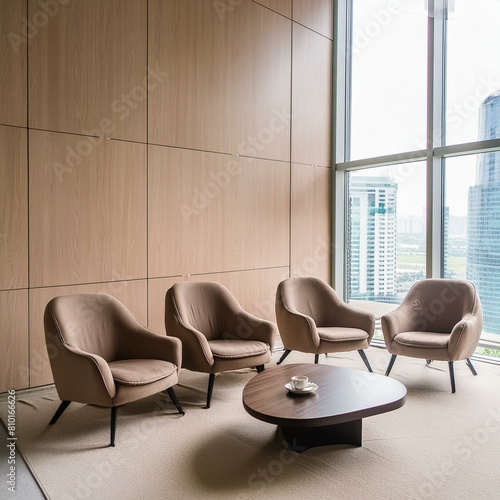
[[349, 0, 500, 216]]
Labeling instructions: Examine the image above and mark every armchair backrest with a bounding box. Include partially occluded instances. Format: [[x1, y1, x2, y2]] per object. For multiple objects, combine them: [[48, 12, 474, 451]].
[[278, 277, 342, 326], [44, 293, 138, 362], [167, 282, 242, 340], [403, 279, 481, 333]]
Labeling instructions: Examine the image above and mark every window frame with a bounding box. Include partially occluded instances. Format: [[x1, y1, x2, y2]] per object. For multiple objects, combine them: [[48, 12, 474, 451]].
[[332, 0, 500, 347]]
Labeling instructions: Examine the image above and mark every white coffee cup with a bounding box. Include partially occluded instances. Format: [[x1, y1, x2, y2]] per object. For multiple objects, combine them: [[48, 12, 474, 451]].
[[291, 375, 308, 391]]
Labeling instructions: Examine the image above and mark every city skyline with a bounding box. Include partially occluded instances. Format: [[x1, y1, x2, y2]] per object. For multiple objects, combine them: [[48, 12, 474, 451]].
[[348, 92, 500, 335], [467, 90, 500, 335]]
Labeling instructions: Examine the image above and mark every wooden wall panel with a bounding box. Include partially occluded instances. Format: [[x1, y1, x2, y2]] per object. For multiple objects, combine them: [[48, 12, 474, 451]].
[[0, 126, 28, 290], [28, 0, 147, 142], [149, 0, 291, 161], [29, 280, 148, 387], [293, 0, 334, 39], [148, 267, 288, 335], [0, 0, 333, 392], [291, 163, 331, 282], [0, 0, 27, 126], [253, 0, 292, 18], [148, 146, 290, 278], [29, 131, 147, 287], [0, 290, 29, 391], [291, 23, 332, 167]]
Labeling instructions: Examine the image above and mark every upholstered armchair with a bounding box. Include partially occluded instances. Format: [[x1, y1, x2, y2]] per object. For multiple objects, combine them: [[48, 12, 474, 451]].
[[275, 277, 375, 371], [165, 281, 276, 408], [381, 279, 483, 393], [44, 293, 184, 446]]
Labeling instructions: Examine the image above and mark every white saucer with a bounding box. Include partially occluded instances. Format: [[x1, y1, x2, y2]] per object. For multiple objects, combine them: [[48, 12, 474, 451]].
[[285, 382, 318, 394]]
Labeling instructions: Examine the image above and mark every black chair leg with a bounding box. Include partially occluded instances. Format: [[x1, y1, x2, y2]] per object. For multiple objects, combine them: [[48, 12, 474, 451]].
[[314, 354, 319, 364], [448, 361, 456, 394], [166, 387, 185, 415], [206, 373, 216, 409], [256, 365, 265, 373], [110, 407, 117, 447], [465, 358, 478, 376], [277, 349, 291, 365], [49, 401, 71, 425], [385, 354, 397, 376], [358, 349, 373, 372]]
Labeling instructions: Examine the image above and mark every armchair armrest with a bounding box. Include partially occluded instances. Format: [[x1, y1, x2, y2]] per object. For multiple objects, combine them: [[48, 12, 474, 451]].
[[231, 311, 277, 350], [128, 326, 182, 374], [381, 304, 419, 343], [166, 313, 215, 371], [49, 342, 117, 406], [332, 302, 375, 338], [448, 314, 483, 360], [276, 300, 321, 352]]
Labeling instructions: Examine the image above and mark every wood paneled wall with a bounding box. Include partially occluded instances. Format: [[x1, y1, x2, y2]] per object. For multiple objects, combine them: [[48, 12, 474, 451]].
[[0, 0, 333, 392]]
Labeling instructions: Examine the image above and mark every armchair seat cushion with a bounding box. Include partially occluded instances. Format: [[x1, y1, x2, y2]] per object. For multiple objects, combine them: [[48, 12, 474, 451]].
[[318, 327, 369, 343], [394, 331, 450, 349], [109, 359, 177, 386], [208, 340, 269, 359]]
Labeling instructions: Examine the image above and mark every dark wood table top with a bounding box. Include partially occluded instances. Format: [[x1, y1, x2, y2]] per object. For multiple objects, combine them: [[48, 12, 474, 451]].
[[242, 363, 407, 428]]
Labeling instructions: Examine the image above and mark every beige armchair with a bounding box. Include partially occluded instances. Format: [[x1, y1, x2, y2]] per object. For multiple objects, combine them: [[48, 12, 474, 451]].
[[44, 293, 184, 447], [381, 279, 483, 393], [275, 277, 375, 370], [165, 281, 276, 408]]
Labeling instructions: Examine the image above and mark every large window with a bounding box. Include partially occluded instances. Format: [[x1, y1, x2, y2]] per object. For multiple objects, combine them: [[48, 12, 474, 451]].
[[445, 0, 500, 146], [350, 0, 427, 160], [335, 0, 500, 348]]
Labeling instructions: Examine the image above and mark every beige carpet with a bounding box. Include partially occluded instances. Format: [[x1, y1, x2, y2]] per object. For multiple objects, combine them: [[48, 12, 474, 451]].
[[1, 347, 500, 500]]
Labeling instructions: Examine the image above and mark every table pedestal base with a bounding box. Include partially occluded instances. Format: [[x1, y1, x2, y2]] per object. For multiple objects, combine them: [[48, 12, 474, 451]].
[[280, 419, 362, 452]]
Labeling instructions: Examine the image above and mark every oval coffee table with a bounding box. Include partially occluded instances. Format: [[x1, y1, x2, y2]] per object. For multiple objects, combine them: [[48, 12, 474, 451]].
[[242, 363, 406, 452]]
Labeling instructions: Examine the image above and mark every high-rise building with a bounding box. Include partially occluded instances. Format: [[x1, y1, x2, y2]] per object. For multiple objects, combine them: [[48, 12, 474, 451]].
[[467, 89, 500, 334], [347, 176, 397, 302]]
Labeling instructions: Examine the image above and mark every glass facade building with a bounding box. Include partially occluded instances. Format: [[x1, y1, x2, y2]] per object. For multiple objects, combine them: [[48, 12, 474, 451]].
[[347, 176, 397, 303], [467, 90, 500, 334]]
